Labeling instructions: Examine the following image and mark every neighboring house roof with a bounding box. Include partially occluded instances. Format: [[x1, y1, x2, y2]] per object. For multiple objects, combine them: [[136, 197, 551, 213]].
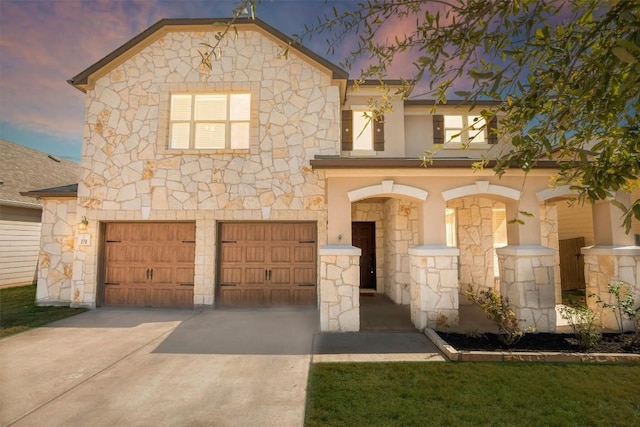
[[0, 140, 80, 208], [21, 184, 79, 199], [68, 17, 349, 93]]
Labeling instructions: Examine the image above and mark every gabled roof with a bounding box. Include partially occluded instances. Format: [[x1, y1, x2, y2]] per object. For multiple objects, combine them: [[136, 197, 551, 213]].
[[0, 140, 80, 208], [68, 18, 349, 93]]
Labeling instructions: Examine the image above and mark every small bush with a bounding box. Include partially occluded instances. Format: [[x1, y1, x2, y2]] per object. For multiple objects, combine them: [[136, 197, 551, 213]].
[[591, 281, 640, 344], [465, 287, 529, 346], [558, 305, 602, 351]]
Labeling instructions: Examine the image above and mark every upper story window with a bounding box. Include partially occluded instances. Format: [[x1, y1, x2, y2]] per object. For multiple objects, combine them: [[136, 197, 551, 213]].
[[169, 93, 250, 149], [434, 114, 497, 147], [341, 109, 385, 152]]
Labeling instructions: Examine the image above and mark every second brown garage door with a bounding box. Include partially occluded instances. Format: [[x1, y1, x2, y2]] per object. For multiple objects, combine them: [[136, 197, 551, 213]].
[[103, 222, 195, 308], [217, 222, 317, 307]]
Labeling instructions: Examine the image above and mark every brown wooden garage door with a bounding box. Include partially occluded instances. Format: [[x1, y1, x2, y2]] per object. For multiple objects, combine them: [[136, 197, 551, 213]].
[[218, 222, 316, 307], [103, 222, 195, 308]]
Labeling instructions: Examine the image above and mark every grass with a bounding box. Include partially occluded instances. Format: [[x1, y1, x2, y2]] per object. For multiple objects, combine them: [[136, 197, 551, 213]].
[[305, 362, 640, 427], [0, 284, 88, 338]]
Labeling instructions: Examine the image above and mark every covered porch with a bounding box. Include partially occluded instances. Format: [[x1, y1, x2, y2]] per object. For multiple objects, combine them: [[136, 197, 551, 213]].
[[313, 159, 640, 333]]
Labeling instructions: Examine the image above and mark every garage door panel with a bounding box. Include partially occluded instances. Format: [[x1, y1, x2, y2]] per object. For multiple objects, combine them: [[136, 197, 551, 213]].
[[294, 268, 315, 285], [271, 225, 295, 241], [245, 268, 266, 284], [270, 247, 290, 262], [103, 223, 195, 308], [292, 288, 316, 305], [104, 286, 125, 305], [217, 222, 316, 307], [270, 289, 291, 305], [175, 268, 194, 284], [106, 266, 147, 283], [221, 245, 243, 262], [151, 267, 173, 284], [269, 268, 290, 285], [294, 247, 314, 262], [246, 246, 265, 262], [295, 223, 316, 242], [220, 267, 242, 285]]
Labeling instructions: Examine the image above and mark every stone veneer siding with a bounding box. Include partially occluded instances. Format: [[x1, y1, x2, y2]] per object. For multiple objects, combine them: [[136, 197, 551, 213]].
[[583, 247, 640, 331], [42, 28, 340, 307], [539, 202, 561, 303], [497, 246, 556, 332], [384, 199, 419, 304], [409, 247, 460, 330], [319, 246, 361, 331], [448, 197, 501, 300], [36, 199, 78, 305]]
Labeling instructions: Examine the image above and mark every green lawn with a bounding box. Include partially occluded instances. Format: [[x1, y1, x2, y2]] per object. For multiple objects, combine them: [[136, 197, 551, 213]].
[[305, 362, 640, 427], [0, 285, 87, 338]]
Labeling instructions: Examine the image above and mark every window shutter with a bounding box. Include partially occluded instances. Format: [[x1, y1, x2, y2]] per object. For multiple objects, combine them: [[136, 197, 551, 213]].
[[373, 115, 384, 151], [433, 115, 444, 144], [487, 116, 498, 144], [341, 110, 353, 151]]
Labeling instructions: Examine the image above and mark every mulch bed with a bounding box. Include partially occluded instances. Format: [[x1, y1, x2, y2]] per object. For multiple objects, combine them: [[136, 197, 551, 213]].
[[438, 332, 640, 354]]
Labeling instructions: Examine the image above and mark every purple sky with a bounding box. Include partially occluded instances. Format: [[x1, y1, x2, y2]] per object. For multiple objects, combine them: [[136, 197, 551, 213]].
[[0, 0, 431, 163]]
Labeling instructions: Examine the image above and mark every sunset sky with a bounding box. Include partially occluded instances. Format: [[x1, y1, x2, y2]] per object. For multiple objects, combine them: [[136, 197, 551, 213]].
[[0, 0, 425, 163]]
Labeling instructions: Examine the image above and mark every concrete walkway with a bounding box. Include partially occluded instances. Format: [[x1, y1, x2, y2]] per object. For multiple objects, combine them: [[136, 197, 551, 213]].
[[0, 300, 446, 427]]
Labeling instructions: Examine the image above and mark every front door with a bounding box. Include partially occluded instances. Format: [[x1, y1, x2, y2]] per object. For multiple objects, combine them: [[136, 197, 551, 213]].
[[352, 222, 376, 290]]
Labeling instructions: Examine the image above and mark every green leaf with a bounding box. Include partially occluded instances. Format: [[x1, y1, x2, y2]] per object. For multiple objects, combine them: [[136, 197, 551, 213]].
[[612, 47, 638, 64]]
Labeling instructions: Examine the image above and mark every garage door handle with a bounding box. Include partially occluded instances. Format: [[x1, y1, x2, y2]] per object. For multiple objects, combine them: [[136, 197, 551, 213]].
[[182, 240, 196, 243], [179, 283, 194, 286], [221, 283, 237, 287], [299, 240, 315, 243], [298, 283, 315, 287], [150, 269, 153, 280], [105, 282, 120, 286], [221, 240, 237, 243]]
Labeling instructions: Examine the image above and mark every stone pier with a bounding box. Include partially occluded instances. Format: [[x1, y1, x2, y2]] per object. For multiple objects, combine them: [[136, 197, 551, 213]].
[[319, 246, 361, 332], [408, 246, 460, 330], [496, 246, 556, 332]]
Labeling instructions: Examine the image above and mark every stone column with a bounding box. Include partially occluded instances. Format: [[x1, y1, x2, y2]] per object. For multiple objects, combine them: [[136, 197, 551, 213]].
[[319, 246, 361, 332], [408, 246, 460, 330], [496, 246, 556, 332], [583, 194, 639, 331]]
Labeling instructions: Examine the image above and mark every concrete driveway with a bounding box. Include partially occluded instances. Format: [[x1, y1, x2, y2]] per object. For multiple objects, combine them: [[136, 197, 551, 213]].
[[0, 308, 318, 427]]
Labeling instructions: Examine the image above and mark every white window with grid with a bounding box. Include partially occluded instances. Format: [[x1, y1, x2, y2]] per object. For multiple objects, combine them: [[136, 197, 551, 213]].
[[169, 93, 250, 149], [444, 115, 487, 145]]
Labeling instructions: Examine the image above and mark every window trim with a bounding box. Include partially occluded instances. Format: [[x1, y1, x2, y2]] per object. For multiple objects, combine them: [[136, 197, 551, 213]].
[[434, 114, 498, 149], [169, 92, 251, 150]]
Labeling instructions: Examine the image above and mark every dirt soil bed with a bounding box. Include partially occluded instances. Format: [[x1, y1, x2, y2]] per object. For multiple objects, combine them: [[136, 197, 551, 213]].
[[438, 332, 640, 354]]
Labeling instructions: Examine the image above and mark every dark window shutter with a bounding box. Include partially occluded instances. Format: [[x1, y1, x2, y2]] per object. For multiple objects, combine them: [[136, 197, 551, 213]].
[[341, 110, 353, 151], [433, 115, 444, 145], [373, 115, 384, 151], [487, 116, 498, 144]]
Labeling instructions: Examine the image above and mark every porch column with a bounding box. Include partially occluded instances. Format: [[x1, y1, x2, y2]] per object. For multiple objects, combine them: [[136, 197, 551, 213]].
[[408, 246, 460, 330], [505, 192, 542, 246], [418, 196, 447, 246], [319, 246, 361, 332], [496, 246, 556, 332], [584, 192, 640, 331]]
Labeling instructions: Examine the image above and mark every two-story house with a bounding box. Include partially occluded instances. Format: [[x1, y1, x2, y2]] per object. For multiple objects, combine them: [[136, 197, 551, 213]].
[[25, 18, 639, 332]]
